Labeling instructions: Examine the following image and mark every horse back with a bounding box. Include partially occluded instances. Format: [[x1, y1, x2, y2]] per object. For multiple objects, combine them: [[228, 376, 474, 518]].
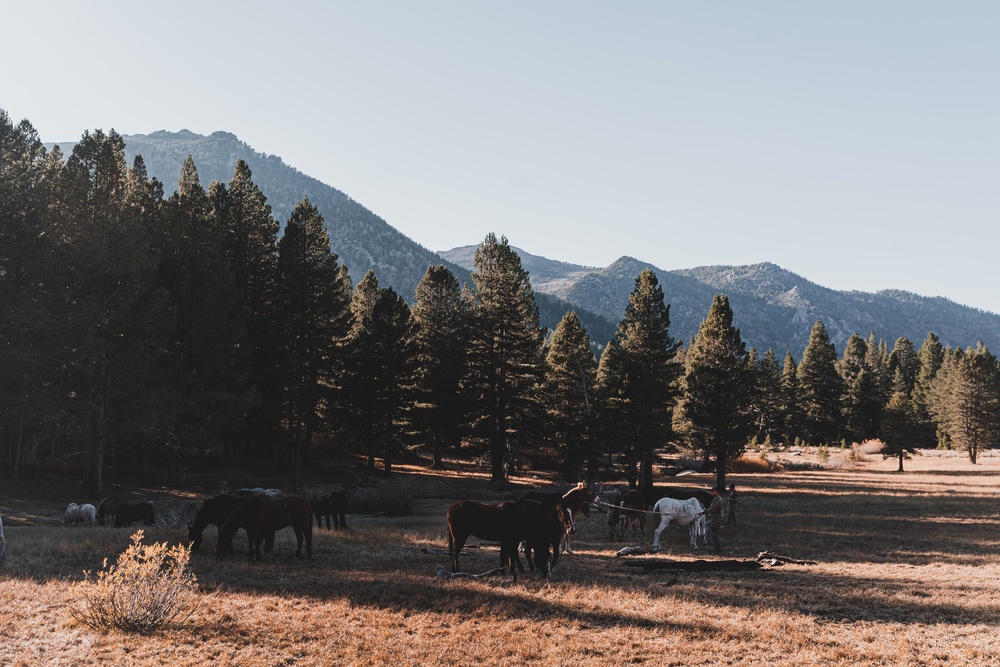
[[448, 500, 526, 543]]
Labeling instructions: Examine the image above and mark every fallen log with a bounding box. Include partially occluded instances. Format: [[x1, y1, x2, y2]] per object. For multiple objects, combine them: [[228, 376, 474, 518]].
[[621, 558, 762, 572], [755, 551, 818, 566], [435, 564, 508, 580]]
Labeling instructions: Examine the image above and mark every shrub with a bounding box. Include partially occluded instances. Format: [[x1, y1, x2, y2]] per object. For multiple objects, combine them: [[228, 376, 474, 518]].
[[70, 531, 199, 634], [350, 479, 416, 517]]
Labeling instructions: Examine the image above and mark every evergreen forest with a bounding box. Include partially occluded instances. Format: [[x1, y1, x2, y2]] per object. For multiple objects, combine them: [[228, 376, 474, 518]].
[[2, 113, 999, 497]]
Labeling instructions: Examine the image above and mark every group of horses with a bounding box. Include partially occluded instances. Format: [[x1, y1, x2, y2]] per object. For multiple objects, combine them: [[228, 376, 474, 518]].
[[447, 483, 719, 580], [600, 485, 711, 550], [446, 483, 596, 581], [186, 489, 349, 562], [62, 498, 156, 528]]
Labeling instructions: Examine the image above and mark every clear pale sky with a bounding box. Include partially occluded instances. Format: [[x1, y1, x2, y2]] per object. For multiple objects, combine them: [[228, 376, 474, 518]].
[[4, 2, 998, 313]]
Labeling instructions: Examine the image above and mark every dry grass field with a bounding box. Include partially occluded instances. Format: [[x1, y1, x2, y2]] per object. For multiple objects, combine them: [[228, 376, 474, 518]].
[[3, 447, 1000, 666]]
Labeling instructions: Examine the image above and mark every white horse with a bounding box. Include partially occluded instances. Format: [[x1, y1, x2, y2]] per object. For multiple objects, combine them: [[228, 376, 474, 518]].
[[651, 497, 705, 551], [64, 502, 97, 527]]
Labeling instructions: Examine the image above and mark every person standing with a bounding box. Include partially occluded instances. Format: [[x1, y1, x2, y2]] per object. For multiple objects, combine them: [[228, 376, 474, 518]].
[[727, 483, 739, 525], [704, 487, 725, 553]]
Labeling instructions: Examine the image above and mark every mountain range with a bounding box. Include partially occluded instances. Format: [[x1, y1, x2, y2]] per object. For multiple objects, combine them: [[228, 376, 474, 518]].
[[55, 129, 998, 357]]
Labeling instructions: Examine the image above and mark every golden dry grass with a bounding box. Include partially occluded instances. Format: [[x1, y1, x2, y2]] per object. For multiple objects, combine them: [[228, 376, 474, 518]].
[[3, 449, 1000, 666]]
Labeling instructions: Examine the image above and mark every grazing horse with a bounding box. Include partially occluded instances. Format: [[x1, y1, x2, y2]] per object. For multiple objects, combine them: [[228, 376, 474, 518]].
[[618, 489, 646, 540], [113, 501, 155, 528], [311, 491, 348, 530], [521, 482, 595, 556], [447, 500, 556, 580], [514, 498, 575, 576], [187, 493, 275, 554], [63, 503, 97, 527], [216, 495, 313, 561], [96, 497, 128, 527], [651, 496, 705, 551]]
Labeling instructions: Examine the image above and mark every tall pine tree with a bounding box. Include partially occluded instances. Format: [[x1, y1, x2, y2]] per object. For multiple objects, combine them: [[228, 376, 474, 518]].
[[543, 311, 598, 480], [275, 197, 352, 484], [797, 321, 843, 446], [412, 265, 469, 469], [597, 268, 680, 494], [466, 234, 545, 483], [673, 295, 752, 491]]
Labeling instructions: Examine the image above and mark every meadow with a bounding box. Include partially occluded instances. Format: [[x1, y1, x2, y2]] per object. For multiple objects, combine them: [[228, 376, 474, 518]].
[[2, 448, 1000, 666]]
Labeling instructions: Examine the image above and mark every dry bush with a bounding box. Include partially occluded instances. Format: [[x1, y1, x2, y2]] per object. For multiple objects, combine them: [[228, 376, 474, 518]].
[[69, 530, 199, 634], [728, 453, 780, 473]]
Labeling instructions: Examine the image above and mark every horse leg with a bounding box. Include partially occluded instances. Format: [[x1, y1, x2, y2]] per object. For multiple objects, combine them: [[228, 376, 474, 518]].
[[246, 531, 256, 562], [264, 531, 275, 553], [338, 512, 347, 530], [450, 530, 468, 572], [652, 516, 667, 551], [294, 528, 304, 558]]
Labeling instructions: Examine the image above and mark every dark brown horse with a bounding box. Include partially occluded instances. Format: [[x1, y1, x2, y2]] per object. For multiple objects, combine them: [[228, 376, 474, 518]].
[[188, 493, 275, 554], [311, 491, 348, 530], [618, 489, 646, 540], [96, 497, 128, 527], [521, 483, 596, 555], [216, 495, 313, 561], [514, 498, 574, 576], [113, 501, 155, 528], [447, 500, 559, 580]]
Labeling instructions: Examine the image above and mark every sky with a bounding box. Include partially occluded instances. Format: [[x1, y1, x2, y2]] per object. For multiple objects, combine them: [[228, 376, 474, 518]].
[[3, 2, 999, 313]]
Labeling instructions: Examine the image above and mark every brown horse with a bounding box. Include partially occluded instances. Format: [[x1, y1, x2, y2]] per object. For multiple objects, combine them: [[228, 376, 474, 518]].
[[96, 497, 128, 527], [514, 498, 574, 576], [447, 500, 561, 580], [311, 491, 348, 530], [188, 493, 275, 554], [216, 495, 313, 561], [113, 501, 155, 528], [618, 489, 646, 540], [522, 483, 596, 556]]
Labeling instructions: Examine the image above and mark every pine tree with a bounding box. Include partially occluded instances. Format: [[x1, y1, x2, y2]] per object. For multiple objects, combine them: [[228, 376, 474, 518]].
[[412, 265, 469, 469], [912, 333, 944, 448], [837, 333, 882, 444], [343, 271, 384, 474], [156, 155, 253, 484], [888, 338, 919, 395], [465, 234, 545, 483], [930, 343, 1000, 464], [543, 311, 598, 480], [0, 111, 51, 479], [368, 287, 420, 476], [779, 352, 801, 446], [209, 160, 280, 457], [275, 197, 352, 483], [797, 321, 843, 446], [881, 367, 920, 471], [47, 129, 170, 496], [673, 295, 752, 491], [597, 268, 680, 493], [757, 349, 784, 443]]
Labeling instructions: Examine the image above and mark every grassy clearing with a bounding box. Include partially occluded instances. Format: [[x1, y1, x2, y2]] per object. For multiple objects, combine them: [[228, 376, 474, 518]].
[[3, 451, 1000, 665]]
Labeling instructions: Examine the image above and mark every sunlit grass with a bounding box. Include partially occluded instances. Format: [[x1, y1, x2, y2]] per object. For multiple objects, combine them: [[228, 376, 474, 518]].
[[4, 453, 1000, 665]]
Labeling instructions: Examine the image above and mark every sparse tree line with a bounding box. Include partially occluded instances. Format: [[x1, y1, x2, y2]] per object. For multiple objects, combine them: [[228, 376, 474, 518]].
[[2, 113, 998, 498]]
